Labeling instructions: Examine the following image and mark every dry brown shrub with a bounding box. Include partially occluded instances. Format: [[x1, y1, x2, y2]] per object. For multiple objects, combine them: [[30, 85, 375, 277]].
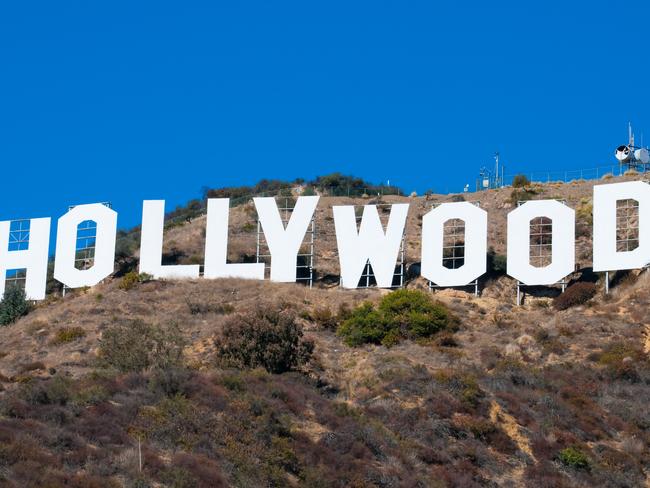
[[553, 282, 597, 310]]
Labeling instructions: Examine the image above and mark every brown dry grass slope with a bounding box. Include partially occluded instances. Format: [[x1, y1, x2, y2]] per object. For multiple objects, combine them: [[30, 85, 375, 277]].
[[0, 175, 647, 487]]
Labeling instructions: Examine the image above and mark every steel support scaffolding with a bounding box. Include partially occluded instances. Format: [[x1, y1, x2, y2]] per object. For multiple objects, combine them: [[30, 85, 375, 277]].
[[256, 198, 316, 288], [604, 197, 641, 294], [515, 200, 568, 305], [63, 202, 111, 296], [4, 219, 31, 291], [428, 202, 480, 296], [340, 203, 406, 289]]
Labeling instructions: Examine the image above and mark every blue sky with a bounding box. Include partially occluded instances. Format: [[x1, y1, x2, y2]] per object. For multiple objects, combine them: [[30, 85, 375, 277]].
[[1, 1, 649, 231]]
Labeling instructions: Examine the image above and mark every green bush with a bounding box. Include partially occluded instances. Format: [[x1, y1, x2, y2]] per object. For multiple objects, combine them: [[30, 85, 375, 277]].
[[512, 174, 530, 188], [0, 285, 32, 325], [51, 326, 86, 345], [337, 289, 456, 347], [553, 282, 597, 310], [20, 375, 72, 405], [214, 309, 314, 373], [487, 249, 507, 274], [592, 342, 645, 382], [558, 447, 590, 469], [119, 271, 153, 291], [336, 302, 387, 346], [98, 320, 186, 372]]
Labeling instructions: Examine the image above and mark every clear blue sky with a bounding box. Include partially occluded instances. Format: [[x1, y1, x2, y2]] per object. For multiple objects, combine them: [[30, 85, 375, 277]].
[[1, 1, 649, 231]]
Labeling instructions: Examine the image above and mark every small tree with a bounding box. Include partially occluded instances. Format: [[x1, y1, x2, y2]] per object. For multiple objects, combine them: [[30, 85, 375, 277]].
[[553, 282, 597, 310], [487, 248, 507, 274], [98, 320, 185, 372], [215, 308, 314, 373], [512, 174, 530, 188], [0, 285, 32, 325]]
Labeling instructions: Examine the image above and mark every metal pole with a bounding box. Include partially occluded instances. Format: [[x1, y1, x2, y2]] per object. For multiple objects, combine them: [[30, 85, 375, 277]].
[[605, 271, 609, 294], [309, 218, 314, 289], [256, 220, 261, 275], [399, 233, 405, 288]]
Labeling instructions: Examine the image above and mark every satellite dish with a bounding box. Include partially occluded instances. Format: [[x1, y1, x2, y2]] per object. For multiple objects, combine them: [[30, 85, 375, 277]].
[[616, 145, 632, 162], [634, 148, 649, 164]]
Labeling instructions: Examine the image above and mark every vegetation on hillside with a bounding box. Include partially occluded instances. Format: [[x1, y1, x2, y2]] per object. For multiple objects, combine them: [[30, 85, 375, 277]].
[[214, 308, 314, 373], [0, 301, 648, 486], [202, 173, 402, 205], [553, 282, 597, 310], [337, 289, 457, 347], [0, 285, 31, 326]]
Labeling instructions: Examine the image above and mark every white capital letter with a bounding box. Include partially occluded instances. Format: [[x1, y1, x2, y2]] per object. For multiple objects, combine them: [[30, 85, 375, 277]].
[[139, 200, 200, 279], [54, 203, 117, 288], [204, 198, 264, 280], [333, 204, 408, 288], [421, 202, 487, 286], [507, 200, 575, 285], [593, 181, 650, 272], [254, 196, 319, 282], [0, 218, 50, 300]]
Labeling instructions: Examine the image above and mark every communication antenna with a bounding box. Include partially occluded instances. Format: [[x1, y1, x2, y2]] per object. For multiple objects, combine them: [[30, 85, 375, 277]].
[[629, 122, 635, 148], [616, 123, 649, 173]]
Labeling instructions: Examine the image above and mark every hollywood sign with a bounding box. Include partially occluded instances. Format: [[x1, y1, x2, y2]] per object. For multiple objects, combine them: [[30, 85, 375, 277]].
[[1, 181, 648, 301]]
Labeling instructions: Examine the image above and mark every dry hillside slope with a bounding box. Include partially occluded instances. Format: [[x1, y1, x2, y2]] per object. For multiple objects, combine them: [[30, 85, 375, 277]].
[[0, 175, 648, 487]]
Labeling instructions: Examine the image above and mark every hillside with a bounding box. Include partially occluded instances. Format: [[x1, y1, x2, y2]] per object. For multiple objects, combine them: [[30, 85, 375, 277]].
[[0, 175, 649, 487]]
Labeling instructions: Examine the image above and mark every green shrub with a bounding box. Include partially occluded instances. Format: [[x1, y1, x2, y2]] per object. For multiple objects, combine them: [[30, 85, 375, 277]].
[[487, 249, 507, 274], [553, 282, 597, 310], [337, 302, 388, 346], [512, 174, 530, 188], [51, 326, 86, 344], [119, 271, 153, 291], [558, 446, 590, 469], [214, 309, 314, 373], [337, 289, 456, 347], [592, 342, 645, 382], [0, 285, 32, 325], [20, 375, 71, 405], [434, 370, 483, 406], [98, 320, 186, 372]]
